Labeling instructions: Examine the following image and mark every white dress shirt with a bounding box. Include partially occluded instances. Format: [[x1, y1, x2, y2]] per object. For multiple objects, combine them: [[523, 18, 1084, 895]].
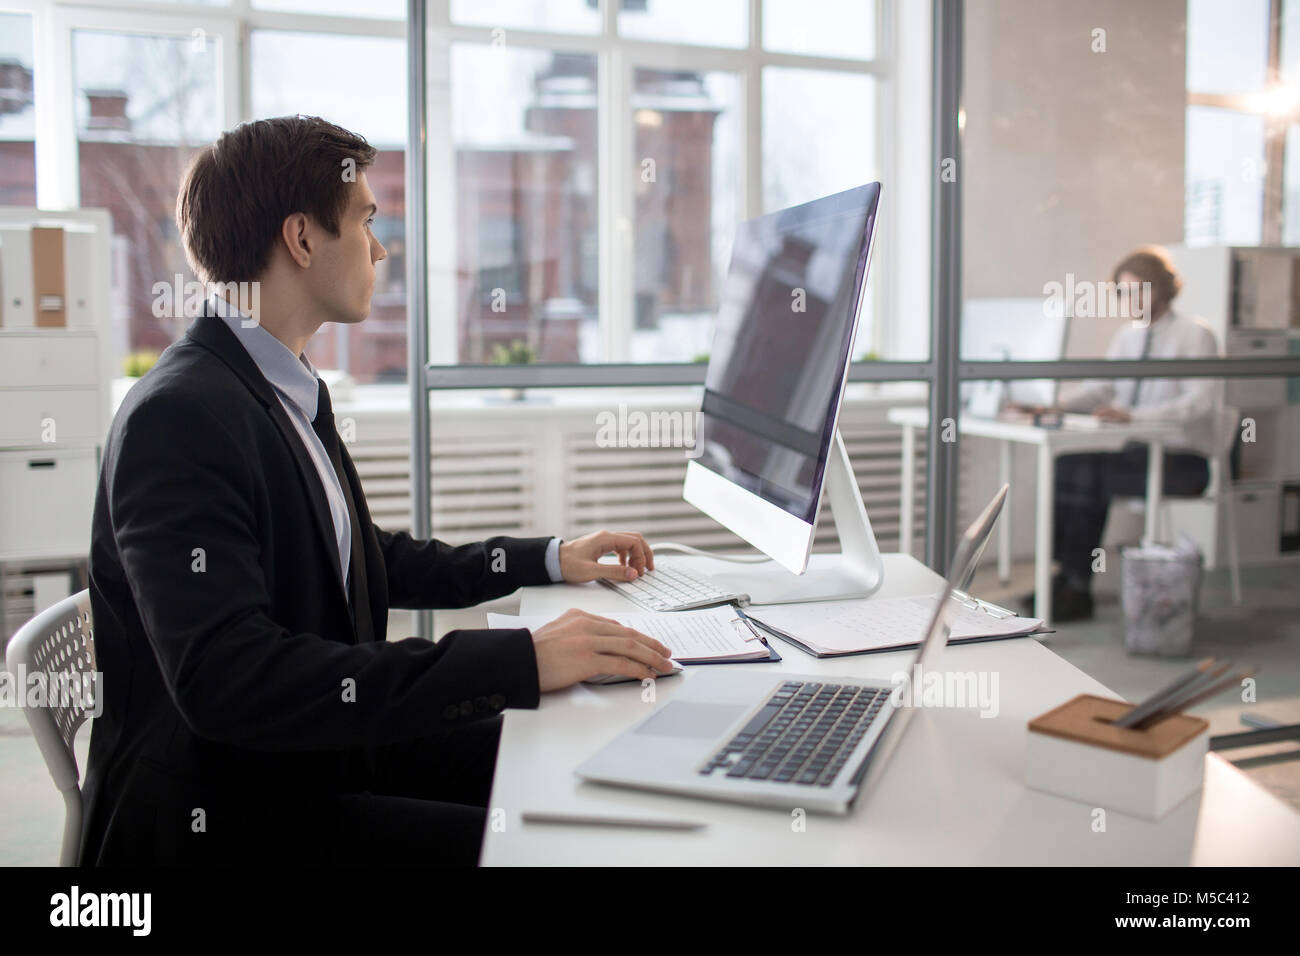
[[1058, 309, 1223, 457], [209, 293, 565, 593]]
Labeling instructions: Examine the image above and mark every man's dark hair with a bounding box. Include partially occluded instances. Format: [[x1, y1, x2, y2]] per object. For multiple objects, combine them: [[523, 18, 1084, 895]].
[[176, 115, 377, 285]]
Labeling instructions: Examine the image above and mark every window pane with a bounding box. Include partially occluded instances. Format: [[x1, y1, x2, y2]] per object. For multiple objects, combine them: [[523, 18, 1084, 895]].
[[1285, 125, 1300, 245], [1284, 0, 1300, 85], [763, 68, 878, 359], [1186, 0, 1269, 95], [762, 69, 876, 212], [251, 31, 408, 383], [451, 45, 599, 364], [0, 13, 36, 205], [73, 29, 220, 365], [251, 33, 406, 153], [764, 0, 876, 60], [630, 69, 740, 363], [252, 0, 404, 19], [618, 0, 748, 49], [451, 0, 600, 34], [1185, 105, 1265, 246]]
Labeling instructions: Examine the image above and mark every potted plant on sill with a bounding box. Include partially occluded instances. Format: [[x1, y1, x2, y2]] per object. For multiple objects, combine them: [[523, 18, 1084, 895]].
[[489, 339, 537, 401]]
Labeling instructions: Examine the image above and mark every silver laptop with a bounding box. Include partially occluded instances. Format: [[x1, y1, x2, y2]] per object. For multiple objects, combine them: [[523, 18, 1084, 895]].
[[575, 485, 1009, 815]]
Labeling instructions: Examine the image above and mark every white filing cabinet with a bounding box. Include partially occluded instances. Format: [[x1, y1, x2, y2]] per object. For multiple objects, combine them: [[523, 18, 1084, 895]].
[[1166, 245, 1300, 568], [0, 209, 112, 635]]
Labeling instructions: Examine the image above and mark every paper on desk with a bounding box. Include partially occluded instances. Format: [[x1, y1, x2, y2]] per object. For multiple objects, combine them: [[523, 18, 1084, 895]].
[[747, 594, 1043, 656], [486, 604, 770, 663]]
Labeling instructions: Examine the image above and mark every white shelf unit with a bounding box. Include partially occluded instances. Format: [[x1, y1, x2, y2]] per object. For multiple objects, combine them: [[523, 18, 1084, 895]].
[[0, 208, 112, 640], [1166, 245, 1300, 568]]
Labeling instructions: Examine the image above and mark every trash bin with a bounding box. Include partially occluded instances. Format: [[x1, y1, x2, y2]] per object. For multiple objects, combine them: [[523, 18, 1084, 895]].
[[1120, 538, 1203, 657]]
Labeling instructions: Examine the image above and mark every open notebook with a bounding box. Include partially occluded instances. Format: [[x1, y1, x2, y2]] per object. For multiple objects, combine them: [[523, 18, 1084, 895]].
[[487, 605, 773, 674], [746, 592, 1044, 658]]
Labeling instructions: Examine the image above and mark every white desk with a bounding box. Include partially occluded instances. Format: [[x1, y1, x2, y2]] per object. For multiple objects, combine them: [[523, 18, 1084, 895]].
[[887, 407, 1184, 624], [480, 552, 1300, 866]]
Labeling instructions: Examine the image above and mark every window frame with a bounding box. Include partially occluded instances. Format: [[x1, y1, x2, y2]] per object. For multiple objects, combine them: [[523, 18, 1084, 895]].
[[421, 0, 896, 368]]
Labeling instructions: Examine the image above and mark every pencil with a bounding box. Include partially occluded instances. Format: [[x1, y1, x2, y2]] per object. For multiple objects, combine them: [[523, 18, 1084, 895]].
[[1113, 657, 1217, 728]]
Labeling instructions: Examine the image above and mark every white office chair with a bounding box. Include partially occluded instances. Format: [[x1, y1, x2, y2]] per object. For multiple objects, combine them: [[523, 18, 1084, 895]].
[[1116, 406, 1242, 606], [4, 589, 96, 866]]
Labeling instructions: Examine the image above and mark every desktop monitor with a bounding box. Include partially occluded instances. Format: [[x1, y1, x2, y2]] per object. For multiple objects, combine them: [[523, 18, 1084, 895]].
[[961, 297, 1070, 408], [683, 183, 883, 603]]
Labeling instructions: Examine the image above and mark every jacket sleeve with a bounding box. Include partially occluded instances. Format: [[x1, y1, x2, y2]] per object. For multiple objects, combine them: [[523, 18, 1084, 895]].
[[107, 391, 540, 753], [374, 528, 555, 609]]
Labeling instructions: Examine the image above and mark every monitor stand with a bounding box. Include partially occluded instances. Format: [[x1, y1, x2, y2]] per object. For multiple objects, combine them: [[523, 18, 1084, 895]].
[[705, 431, 886, 606]]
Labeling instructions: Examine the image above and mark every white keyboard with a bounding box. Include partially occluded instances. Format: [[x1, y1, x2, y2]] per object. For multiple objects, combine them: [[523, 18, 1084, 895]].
[[600, 564, 745, 612]]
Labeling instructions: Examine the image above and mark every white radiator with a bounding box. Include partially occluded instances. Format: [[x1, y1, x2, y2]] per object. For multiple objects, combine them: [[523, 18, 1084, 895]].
[[340, 396, 929, 555]]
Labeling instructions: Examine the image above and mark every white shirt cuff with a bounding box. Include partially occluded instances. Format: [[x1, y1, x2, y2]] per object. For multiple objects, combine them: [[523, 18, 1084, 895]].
[[545, 537, 564, 583]]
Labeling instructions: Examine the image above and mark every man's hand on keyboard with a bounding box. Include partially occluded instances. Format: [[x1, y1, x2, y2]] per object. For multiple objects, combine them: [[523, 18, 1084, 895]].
[[558, 529, 656, 583], [530, 608, 674, 691]]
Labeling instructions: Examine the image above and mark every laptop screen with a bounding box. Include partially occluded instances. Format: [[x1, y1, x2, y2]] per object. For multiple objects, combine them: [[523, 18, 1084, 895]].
[[851, 486, 1008, 794]]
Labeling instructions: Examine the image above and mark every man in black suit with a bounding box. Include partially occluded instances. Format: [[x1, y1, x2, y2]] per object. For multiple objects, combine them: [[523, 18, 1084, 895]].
[[81, 115, 673, 866]]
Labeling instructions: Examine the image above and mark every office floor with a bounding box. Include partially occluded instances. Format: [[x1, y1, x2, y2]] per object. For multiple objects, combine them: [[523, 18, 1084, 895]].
[[2, 563, 1297, 866]]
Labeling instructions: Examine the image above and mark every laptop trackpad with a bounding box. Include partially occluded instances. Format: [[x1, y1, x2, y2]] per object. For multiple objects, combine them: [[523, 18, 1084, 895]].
[[635, 701, 747, 739]]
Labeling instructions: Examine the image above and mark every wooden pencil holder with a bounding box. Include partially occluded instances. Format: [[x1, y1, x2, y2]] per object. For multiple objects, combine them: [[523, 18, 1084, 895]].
[[1025, 694, 1209, 821]]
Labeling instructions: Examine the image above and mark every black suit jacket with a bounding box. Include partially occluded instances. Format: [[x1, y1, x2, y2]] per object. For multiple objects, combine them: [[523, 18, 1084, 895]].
[[81, 306, 554, 865]]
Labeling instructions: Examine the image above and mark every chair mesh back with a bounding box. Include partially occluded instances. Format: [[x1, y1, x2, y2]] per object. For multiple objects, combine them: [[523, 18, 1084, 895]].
[[37, 596, 94, 751], [6, 591, 96, 773]]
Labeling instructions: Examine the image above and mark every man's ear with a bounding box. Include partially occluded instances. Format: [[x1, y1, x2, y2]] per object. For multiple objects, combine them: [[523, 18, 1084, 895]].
[[281, 212, 312, 269]]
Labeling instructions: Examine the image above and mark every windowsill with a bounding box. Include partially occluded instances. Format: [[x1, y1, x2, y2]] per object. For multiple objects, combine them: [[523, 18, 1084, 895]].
[[111, 377, 928, 416]]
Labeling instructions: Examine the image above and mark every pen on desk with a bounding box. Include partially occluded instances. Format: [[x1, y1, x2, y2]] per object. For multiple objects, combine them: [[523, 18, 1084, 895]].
[[1121, 659, 1233, 730], [1137, 660, 1235, 722], [1133, 668, 1256, 730], [521, 812, 706, 831], [1112, 657, 1217, 728]]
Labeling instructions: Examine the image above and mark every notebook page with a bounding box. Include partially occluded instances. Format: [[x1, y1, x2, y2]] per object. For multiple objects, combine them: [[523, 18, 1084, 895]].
[[750, 594, 1042, 654], [486, 605, 768, 662]]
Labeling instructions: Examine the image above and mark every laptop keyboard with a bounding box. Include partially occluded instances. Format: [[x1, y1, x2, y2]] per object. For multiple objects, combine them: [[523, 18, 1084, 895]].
[[699, 681, 888, 787], [600, 564, 741, 612]]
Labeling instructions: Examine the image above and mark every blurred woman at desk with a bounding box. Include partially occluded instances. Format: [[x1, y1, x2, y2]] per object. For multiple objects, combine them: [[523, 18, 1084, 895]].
[[1015, 245, 1222, 621]]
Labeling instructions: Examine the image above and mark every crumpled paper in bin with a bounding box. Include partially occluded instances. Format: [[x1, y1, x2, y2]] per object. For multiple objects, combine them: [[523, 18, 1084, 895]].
[[1120, 536, 1203, 657]]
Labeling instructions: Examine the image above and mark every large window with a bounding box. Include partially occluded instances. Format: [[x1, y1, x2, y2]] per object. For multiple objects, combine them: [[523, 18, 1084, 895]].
[[10, 1, 408, 384], [429, 0, 889, 368]]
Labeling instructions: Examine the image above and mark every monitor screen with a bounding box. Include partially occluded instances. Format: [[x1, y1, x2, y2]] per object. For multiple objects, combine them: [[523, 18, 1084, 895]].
[[694, 184, 880, 524]]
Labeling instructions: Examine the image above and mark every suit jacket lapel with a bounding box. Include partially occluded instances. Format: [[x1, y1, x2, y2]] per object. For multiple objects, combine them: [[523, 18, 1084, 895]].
[[184, 303, 352, 629]]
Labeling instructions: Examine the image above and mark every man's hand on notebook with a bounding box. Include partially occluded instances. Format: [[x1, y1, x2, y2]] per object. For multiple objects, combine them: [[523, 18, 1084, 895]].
[[558, 529, 656, 583], [530, 608, 675, 691]]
